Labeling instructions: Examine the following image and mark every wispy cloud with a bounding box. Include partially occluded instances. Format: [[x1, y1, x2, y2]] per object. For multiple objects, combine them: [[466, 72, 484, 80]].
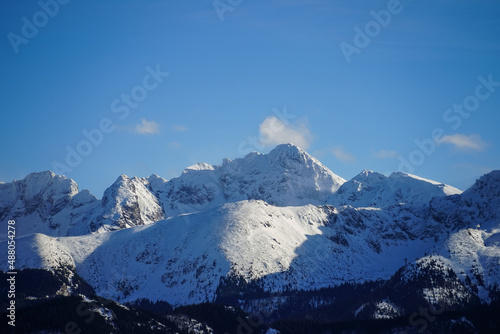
[[135, 118, 160, 135], [437, 134, 486, 152], [373, 149, 398, 159], [331, 146, 355, 163], [259, 116, 312, 149], [173, 124, 187, 132]]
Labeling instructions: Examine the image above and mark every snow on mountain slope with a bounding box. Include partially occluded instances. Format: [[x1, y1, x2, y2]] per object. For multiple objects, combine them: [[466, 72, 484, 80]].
[[437, 225, 500, 302], [4, 200, 440, 306], [429, 170, 500, 230], [0, 171, 98, 237], [0, 171, 79, 218], [2, 167, 499, 309], [12, 233, 76, 270], [4, 145, 465, 242], [390, 255, 479, 308], [392, 171, 500, 303], [2, 145, 498, 315], [330, 170, 462, 208], [150, 144, 346, 217], [372, 171, 500, 305]]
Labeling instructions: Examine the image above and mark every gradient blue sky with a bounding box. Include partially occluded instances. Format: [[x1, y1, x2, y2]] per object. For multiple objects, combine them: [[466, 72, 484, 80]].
[[1, 0, 499, 197]]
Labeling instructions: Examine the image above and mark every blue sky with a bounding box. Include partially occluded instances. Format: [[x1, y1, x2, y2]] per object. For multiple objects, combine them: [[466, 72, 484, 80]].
[[1, 0, 499, 197]]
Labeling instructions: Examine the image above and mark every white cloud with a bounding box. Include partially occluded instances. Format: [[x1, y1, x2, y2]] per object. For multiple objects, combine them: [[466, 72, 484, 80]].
[[331, 146, 355, 162], [373, 150, 398, 159], [259, 116, 312, 149], [173, 124, 187, 132], [437, 134, 486, 152], [135, 119, 160, 135]]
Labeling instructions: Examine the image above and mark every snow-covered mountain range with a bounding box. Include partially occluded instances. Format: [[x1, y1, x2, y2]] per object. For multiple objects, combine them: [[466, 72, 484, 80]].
[[0, 144, 344, 238], [1, 143, 499, 323]]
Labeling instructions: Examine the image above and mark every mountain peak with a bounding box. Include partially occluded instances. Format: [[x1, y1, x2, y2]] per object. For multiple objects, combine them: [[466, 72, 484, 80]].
[[462, 169, 500, 200], [149, 144, 346, 214], [23, 170, 59, 186], [26, 170, 56, 179], [271, 142, 303, 153], [470, 169, 500, 187], [100, 173, 164, 229], [114, 174, 130, 183], [22, 170, 79, 198], [184, 162, 215, 172], [353, 169, 387, 181], [267, 143, 306, 160], [487, 169, 500, 178], [148, 173, 167, 188], [265, 143, 333, 175], [238, 144, 308, 163]]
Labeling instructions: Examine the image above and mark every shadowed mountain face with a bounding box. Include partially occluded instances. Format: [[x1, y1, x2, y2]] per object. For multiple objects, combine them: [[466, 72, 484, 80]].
[[1, 144, 499, 325]]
